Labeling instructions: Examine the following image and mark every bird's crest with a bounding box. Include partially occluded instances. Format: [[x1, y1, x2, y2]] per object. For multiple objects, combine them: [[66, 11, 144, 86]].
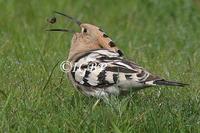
[[47, 11, 123, 60]]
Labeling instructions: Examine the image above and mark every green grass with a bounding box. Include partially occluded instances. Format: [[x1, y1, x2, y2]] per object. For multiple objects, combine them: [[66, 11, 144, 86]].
[[0, 0, 200, 132]]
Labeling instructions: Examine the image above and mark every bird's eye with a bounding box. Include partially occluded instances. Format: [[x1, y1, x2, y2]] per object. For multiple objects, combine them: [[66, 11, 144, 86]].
[[82, 28, 87, 33]]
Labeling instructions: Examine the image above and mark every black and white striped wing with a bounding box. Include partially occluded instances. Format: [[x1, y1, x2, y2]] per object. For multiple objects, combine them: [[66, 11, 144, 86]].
[[70, 49, 160, 89]]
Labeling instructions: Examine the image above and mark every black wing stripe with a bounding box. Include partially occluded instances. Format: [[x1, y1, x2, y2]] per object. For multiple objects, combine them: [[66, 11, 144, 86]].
[[137, 70, 146, 77], [125, 74, 132, 80], [97, 70, 106, 82], [96, 70, 115, 88], [71, 66, 78, 79], [105, 67, 137, 73], [97, 56, 120, 61], [82, 70, 91, 87], [113, 74, 119, 83]]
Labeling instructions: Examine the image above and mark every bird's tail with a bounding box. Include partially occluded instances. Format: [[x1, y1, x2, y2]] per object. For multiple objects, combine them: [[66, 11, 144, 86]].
[[153, 79, 188, 87]]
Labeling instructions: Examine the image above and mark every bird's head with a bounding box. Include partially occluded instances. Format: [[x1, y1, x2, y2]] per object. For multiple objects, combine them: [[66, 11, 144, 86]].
[[47, 11, 123, 60]]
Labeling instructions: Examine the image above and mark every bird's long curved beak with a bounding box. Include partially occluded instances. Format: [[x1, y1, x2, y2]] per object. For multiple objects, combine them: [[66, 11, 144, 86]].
[[46, 11, 81, 33], [46, 29, 75, 33], [53, 11, 81, 26]]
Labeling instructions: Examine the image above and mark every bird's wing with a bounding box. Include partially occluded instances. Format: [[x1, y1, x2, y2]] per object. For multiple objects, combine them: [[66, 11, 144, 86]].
[[71, 49, 187, 89], [71, 49, 160, 88]]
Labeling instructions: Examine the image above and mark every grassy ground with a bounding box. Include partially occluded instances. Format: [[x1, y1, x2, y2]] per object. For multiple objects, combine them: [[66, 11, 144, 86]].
[[0, 0, 200, 132]]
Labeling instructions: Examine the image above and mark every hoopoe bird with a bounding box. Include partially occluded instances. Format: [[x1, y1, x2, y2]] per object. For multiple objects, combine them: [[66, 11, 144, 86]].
[[47, 12, 188, 98]]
